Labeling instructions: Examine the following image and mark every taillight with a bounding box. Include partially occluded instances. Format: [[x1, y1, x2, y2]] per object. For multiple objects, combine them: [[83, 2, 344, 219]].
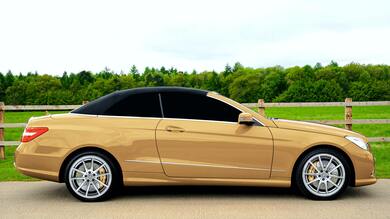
[[21, 127, 49, 142]]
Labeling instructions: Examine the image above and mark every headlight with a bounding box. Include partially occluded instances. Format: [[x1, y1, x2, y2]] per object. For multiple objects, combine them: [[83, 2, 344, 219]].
[[345, 136, 368, 150]]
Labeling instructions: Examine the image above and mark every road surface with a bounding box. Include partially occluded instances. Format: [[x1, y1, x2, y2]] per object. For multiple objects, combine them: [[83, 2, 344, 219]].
[[1, 180, 389, 218]]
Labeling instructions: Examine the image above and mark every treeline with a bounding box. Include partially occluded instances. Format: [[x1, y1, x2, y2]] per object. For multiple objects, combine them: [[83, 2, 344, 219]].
[[0, 62, 389, 105]]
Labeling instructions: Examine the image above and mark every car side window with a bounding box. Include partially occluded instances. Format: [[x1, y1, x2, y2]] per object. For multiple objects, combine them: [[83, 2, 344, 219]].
[[102, 93, 162, 117], [160, 92, 241, 122]]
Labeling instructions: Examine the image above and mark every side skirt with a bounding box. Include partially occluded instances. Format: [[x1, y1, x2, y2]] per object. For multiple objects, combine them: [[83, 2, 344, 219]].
[[123, 172, 291, 187]]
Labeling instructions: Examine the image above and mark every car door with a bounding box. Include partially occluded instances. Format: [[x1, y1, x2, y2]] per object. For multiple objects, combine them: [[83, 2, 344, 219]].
[[97, 92, 164, 173], [155, 92, 273, 179]]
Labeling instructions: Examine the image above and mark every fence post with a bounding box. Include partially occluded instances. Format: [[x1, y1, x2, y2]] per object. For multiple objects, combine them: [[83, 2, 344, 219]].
[[345, 98, 352, 130], [258, 99, 265, 116], [0, 102, 5, 159]]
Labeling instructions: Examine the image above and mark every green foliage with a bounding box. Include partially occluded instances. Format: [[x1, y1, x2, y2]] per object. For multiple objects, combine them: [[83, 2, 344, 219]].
[[229, 72, 263, 103], [0, 62, 389, 104], [349, 80, 390, 101], [275, 80, 343, 102], [261, 67, 287, 102]]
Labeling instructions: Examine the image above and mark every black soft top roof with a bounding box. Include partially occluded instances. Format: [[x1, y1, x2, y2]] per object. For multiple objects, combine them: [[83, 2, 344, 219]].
[[71, 87, 208, 115]]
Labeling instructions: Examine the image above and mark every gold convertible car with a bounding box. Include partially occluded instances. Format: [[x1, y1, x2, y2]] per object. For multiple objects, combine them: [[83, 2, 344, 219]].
[[15, 87, 376, 201]]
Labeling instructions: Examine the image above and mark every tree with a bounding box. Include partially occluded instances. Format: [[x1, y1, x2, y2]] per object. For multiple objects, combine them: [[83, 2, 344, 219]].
[[314, 62, 322, 70], [5, 70, 15, 88], [78, 71, 95, 85], [229, 73, 263, 102], [144, 71, 164, 86], [0, 73, 5, 101], [61, 72, 71, 89], [223, 64, 232, 76], [130, 65, 138, 74], [349, 80, 390, 101], [261, 69, 287, 102], [0, 62, 389, 105], [275, 80, 343, 102], [233, 62, 244, 72]]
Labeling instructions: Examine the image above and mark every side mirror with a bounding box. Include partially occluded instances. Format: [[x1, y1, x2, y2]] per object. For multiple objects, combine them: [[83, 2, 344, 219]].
[[238, 113, 254, 125]]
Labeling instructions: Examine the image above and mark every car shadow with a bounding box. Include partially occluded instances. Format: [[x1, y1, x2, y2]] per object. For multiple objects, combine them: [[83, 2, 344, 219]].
[[39, 182, 374, 202], [119, 186, 295, 199], [111, 185, 372, 201]]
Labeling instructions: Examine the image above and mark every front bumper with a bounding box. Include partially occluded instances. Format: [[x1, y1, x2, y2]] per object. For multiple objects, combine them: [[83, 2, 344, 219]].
[[350, 143, 376, 187]]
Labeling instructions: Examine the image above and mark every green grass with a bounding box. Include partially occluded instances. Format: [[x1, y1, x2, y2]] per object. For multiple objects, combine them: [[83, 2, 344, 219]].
[[0, 107, 389, 181], [258, 106, 390, 138], [0, 146, 36, 181], [1, 111, 68, 181], [371, 143, 390, 178], [263, 105, 390, 120], [4, 111, 68, 141]]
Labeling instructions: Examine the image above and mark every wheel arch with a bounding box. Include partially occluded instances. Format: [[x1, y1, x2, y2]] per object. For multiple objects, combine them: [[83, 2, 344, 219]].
[[291, 144, 356, 187], [59, 146, 123, 183]]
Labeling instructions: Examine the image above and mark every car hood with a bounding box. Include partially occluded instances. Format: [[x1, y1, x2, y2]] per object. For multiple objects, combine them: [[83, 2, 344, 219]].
[[272, 119, 367, 140]]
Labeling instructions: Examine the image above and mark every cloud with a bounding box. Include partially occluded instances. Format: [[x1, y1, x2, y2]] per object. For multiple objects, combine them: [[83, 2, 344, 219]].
[[0, 0, 389, 74]]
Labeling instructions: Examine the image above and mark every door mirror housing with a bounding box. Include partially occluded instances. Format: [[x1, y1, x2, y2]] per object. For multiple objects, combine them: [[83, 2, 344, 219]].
[[238, 113, 255, 125]]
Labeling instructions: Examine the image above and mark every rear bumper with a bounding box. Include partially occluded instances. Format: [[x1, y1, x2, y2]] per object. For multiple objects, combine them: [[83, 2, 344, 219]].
[[14, 142, 65, 182], [15, 164, 59, 182]]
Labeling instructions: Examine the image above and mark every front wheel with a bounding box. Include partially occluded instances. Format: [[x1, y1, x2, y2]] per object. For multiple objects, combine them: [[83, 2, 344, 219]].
[[295, 149, 350, 200], [65, 151, 119, 202]]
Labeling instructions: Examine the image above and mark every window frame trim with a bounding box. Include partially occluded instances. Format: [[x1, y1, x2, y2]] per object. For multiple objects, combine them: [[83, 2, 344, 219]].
[[101, 92, 163, 118], [158, 92, 263, 126], [158, 93, 165, 118], [71, 91, 264, 126]]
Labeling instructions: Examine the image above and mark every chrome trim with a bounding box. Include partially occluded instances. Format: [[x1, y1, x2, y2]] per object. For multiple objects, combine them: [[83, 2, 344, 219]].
[[68, 113, 98, 117], [207, 94, 265, 126], [124, 159, 160, 164], [252, 118, 264, 126], [124, 159, 269, 171], [161, 117, 237, 125], [207, 94, 245, 114], [158, 93, 165, 117], [69, 113, 162, 120], [162, 161, 269, 171], [70, 110, 264, 126], [70, 113, 240, 125], [97, 115, 163, 120], [271, 169, 286, 172]]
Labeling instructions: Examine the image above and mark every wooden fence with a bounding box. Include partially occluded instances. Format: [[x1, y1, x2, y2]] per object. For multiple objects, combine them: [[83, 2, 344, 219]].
[[0, 98, 389, 159]]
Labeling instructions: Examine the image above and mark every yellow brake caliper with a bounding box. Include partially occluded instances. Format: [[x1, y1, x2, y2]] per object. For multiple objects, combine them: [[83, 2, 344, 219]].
[[98, 167, 107, 189], [307, 161, 318, 182]]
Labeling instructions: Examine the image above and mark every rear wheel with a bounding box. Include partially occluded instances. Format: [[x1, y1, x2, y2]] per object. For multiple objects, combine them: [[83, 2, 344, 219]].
[[65, 151, 119, 202], [295, 148, 350, 200]]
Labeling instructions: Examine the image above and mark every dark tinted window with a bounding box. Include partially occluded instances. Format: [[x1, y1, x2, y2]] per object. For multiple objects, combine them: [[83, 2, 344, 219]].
[[161, 92, 241, 122], [102, 93, 162, 117]]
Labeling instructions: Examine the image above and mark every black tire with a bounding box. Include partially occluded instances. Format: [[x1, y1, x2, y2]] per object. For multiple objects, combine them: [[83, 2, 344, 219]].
[[64, 151, 120, 202], [294, 148, 351, 200]]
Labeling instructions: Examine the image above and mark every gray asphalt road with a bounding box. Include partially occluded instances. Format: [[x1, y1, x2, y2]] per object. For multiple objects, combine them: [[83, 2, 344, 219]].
[[0, 180, 389, 219]]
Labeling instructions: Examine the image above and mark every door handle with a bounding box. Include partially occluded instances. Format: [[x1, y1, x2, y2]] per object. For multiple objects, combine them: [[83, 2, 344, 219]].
[[165, 126, 185, 132]]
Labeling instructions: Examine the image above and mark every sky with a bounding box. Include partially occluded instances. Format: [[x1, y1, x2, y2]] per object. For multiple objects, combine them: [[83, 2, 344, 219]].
[[1, 0, 390, 75]]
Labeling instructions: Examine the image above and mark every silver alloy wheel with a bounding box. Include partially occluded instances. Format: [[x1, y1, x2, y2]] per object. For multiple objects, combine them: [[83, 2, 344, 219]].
[[302, 153, 345, 197], [68, 155, 112, 199]]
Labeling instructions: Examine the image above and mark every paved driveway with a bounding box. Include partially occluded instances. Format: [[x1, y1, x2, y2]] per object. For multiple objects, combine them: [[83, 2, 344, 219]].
[[1, 180, 389, 218]]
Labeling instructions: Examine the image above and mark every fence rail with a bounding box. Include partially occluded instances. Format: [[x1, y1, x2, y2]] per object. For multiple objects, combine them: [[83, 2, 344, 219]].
[[0, 99, 389, 159], [304, 119, 390, 125], [4, 101, 390, 111], [5, 105, 80, 111], [242, 101, 390, 108]]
